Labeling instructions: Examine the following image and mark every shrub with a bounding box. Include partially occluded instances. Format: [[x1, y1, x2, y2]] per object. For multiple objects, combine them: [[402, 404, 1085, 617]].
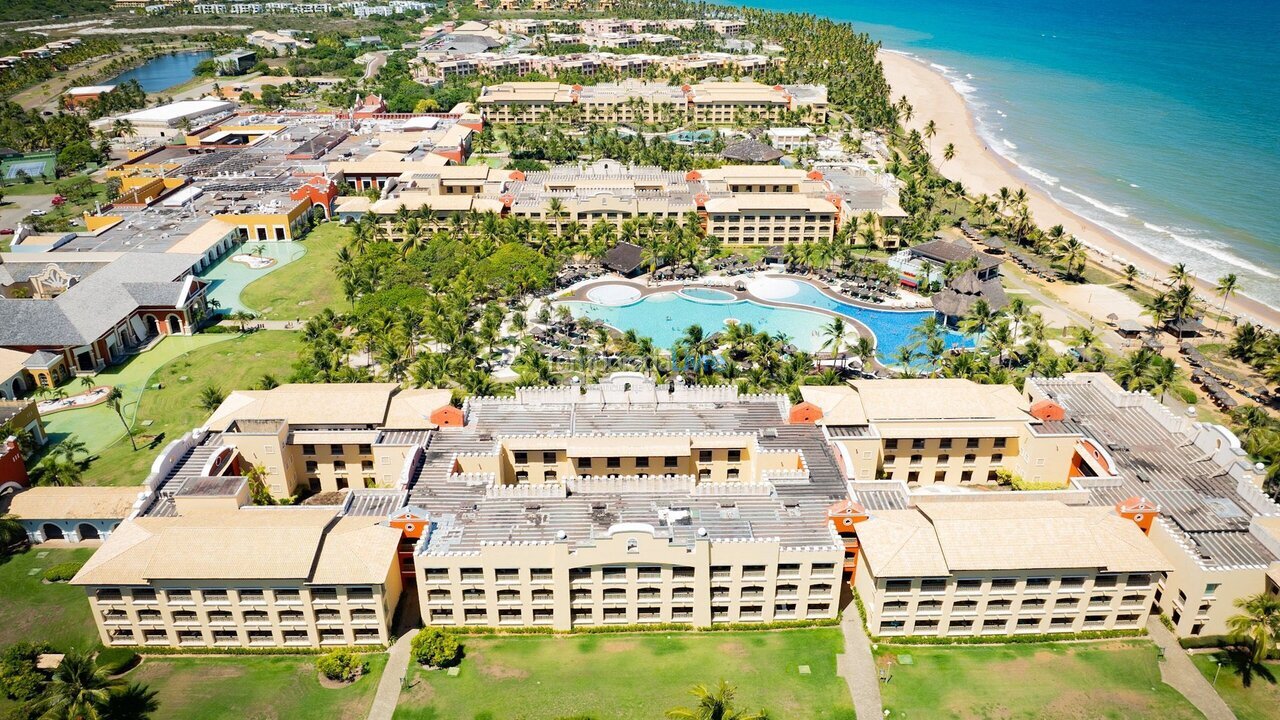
[[95, 648, 138, 675], [875, 629, 1146, 645], [0, 642, 50, 701], [315, 649, 366, 682], [410, 628, 460, 668], [42, 561, 84, 582]]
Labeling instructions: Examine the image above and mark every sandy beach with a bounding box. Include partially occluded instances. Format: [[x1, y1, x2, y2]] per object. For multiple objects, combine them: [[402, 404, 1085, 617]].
[[877, 50, 1280, 330]]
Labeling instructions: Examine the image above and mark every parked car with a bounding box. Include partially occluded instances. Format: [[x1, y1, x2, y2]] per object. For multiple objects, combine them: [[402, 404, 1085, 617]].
[[29, 209, 47, 216], [0, 228, 13, 235]]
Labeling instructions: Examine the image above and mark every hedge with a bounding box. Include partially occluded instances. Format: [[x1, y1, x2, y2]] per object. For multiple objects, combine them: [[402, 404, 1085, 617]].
[[448, 617, 840, 637], [95, 648, 139, 675], [874, 629, 1147, 646], [42, 562, 84, 582], [1178, 635, 1280, 660], [132, 645, 387, 657]]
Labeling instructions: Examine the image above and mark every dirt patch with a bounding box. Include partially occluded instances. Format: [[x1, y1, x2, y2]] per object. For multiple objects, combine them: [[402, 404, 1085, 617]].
[[1043, 688, 1156, 720], [318, 671, 360, 689], [479, 662, 529, 680], [716, 641, 750, 660], [599, 640, 634, 654]]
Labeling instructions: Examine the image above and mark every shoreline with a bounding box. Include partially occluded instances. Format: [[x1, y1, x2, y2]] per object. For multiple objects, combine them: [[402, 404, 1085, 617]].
[[876, 49, 1280, 330]]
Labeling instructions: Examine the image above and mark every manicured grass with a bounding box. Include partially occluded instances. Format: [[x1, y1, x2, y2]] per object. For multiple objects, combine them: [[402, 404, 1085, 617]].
[[79, 331, 301, 486], [0, 547, 100, 652], [1191, 652, 1280, 720], [877, 640, 1203, 720], [240, 223, 348, 320], [393, 629, 853, 720], [126, 654, 387, 720]]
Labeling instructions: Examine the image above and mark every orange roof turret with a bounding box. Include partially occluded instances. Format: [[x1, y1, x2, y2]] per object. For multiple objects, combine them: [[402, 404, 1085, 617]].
[[508, 170, 526, 181], [806, 170, 825, 181], [1115, 496, 1159, 535], [1030, 399, 1066, 421], [789, 401, 823, 424], [685, 170, 702, 181]]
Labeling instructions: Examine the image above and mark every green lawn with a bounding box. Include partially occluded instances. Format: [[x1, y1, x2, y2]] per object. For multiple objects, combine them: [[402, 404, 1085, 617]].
[[877, 641, 1203, 720], [126, 654, 387, 720], [77, 331, 301, 486], [393, 629, 853, 720], [0, 547, 100, 652], [1191, 652, 1280, 720], [240, 223, 348, 320]]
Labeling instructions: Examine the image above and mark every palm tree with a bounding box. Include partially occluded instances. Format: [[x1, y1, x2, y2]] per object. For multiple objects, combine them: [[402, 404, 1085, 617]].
[[819, 317, 849, 367], [923, 119, 937, 154], [1123, 264, 1139, 288], [1168, 262, 1191, 287], [105, 387, 137, 451], [1144, 356, 1184, 404], [39, 651, 121, 720], [101, 682, 160, 720], [1226, 593, 1280, 665], [1214, 273, 1238, 334], [666, 680, 767, 720], [197, 385, 225, 412]]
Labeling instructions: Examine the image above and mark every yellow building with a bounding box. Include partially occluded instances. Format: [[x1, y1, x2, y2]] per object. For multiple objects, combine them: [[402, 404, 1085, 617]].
[[852, 500, 1168, 637], [73, 490, 402, 649], [799, 379, 1080, 486]]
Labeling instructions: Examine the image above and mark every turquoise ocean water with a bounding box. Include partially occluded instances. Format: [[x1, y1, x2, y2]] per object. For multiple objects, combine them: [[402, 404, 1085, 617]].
[[734, 0, 1280, 308]]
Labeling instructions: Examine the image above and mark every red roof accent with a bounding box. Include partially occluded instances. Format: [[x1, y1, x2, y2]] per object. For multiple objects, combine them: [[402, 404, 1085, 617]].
[[1029, 399, 1066, 421], [806, 170, 825, 181], [685, 170, 702, 181], [508, 170, 526, 181], [693, 192, 710, 207]]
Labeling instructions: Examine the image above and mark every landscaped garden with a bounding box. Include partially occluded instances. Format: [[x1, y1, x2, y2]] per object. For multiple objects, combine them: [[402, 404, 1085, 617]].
[[876, 640, 1203, 719], [1191, 651, 1280, 720], [239, 222, 347, 320], [392, 628, 853, 720], [126, 654, 387, 720], [62, 330, 301, 486], [0, 547, 99, 652]]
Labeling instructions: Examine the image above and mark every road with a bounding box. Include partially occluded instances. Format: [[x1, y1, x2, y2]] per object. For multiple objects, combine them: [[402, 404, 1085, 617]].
[[363, 52, 387, 81], [0, 194, 55, 237]]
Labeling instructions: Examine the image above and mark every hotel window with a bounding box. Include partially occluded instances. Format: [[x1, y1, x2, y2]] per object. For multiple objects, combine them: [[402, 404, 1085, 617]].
[[133, 589, 157, 603], [991, 454, 1003, 465], [305, 461, 318, 473], [578, 457, 591, 470], [606, 457, 621, 469], [885, 580, 912, 595], [807, 603, 830, 615], [920, 578, 947, 594], [947, 619, 972, 632], [698, 450, 713, 462], [991, 578, 1017, 594], [515, 471, 529, 482], [514, 452, 528, 464], [1025, 577, 1051, 593], [909, 454, 923, 466], [544, 470, 557, 481], [166, 590, 192, 604], [1127, 574, 1153, 589], [911, 439, 926, 450], [960, 470, 973, 483], [358, 444, 372, 454], [933, 471, 947, 483], [883, 455, 896, 465], [665, 456, 679, 468], [1094, 575, 1118, 589], [302, 444, 315, 456], [982, 618, 1008, 632], [497, 589, 520, 604], [673, 566, 695, 581], [727, 468, 740, 480], [937, 454, 950, 465], [963, 454, 977, 465], [602, 566, 626, 582], [636, 456, 650, 468], [329, 444, 342, 455], [362, 460, 374, 472], [727, 449, 742, 462], [542, 451, 557, 464], [96, 589, 123, 603], [994, 437, 1007, 448], [811, 563, 836, 578], [1060, 577, 1086, 591], [333, 461, 346, 472], [939, 439, 953, 449], [966, 438, 980, 449], [952, 600, 979, 614], [495, 569, 519, 584]]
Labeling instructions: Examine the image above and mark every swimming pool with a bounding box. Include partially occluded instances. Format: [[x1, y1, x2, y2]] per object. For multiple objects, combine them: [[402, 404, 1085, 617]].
[[560, 278, 968, 360], [667, 129, 715, 145]]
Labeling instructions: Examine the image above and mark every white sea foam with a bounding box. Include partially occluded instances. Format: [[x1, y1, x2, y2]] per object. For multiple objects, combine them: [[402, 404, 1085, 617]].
[[1001, 138, 1018, 150], [1017, 163, 1059, 186], [1130, 183, 1140, 188], [950, 79, 977, 95], [1058, 186, 1130, 218]]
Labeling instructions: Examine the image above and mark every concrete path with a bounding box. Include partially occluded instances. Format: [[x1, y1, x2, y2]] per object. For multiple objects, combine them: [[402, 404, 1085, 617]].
[[215, 319, 301, 331], [836, 611, 885, 720], [1147, 618, 1236, 720], [367, 633, 414, 720]]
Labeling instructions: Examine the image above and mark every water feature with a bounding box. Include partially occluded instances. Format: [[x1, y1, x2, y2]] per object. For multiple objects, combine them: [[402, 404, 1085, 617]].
[[107, 51, 213, 93], [667, 129, 715, 145]]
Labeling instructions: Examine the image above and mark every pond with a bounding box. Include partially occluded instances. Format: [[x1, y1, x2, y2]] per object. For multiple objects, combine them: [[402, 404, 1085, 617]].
[[107, 51, 213, 93]]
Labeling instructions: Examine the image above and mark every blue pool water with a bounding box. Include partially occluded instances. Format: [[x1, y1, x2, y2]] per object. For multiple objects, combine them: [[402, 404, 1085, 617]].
[[561, 280, 966, 361], [667, 129, 715, 144], [107, 51, 213, 93]]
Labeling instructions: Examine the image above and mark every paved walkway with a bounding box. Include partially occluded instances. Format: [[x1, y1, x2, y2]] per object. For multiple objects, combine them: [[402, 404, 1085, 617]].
[[367, 634, 414, 720], [1147, 618, 1236, 720], [216, 319, 301, 331], [836, 610, 885, 720]]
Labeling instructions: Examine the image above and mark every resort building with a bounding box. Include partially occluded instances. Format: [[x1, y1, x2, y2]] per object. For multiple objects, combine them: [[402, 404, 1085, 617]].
[[8, 486, 143, 543], [1024, 373, 1280, 637], [476, 80, 827, 125], [196, 383, 457, 498], [405, 374, 847, 630], [90, 99, 237, 139], [344, 161, 900, 248], [72, 497, 403, 649], [851, 500, 1169, 637], [797, 379, 1082, 486]]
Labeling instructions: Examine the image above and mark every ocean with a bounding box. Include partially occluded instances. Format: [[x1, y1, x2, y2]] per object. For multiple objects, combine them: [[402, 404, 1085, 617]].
[[733, 0, 1280, 308]]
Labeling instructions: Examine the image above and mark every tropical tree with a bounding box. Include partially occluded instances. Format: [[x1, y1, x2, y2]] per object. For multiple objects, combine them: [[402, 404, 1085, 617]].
[[38, 651, 121, 720], [105, 387, 137, 451], [101, 683, 160, 720], [666, 680, 767, 720], [1214, 273, 1238, 334], [1226, 593, 1280, 665], [197, 385, 225, 412]]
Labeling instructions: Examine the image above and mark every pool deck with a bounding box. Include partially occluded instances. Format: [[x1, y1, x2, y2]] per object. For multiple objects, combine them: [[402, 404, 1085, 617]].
[[559, 273, 936, 358]]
